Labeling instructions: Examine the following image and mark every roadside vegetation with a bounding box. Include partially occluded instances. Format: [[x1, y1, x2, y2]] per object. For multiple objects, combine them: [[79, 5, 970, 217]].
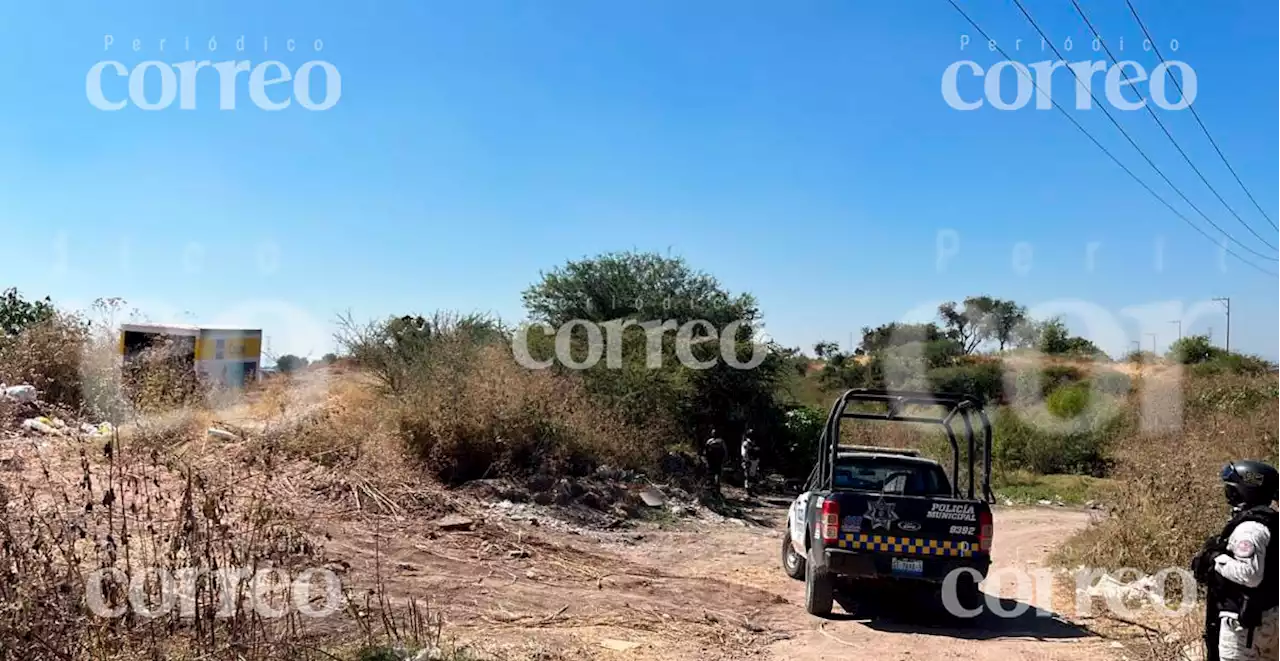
[[0, 257, 1276, 657]]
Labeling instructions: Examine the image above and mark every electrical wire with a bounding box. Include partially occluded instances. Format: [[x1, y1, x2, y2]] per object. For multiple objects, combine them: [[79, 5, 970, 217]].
[[943, 0, 1276, 277], [1126, 0, 1278, 232], [1070, 0, 1276, 252], [1009, 0, 1276, 263]]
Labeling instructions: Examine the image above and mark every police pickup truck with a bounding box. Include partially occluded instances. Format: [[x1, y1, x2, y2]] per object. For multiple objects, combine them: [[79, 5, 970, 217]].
[[780, 389, 995, 616]]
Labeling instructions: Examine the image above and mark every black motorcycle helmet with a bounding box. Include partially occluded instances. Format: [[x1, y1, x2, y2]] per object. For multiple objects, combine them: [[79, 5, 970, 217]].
[[1221, 460, 1279, 508]]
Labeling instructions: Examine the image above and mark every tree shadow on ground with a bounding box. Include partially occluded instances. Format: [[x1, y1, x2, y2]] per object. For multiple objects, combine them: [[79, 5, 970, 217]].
[[827, 589, 1096, 641]]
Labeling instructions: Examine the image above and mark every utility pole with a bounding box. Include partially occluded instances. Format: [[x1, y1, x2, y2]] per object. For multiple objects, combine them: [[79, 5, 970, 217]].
[[1212, 297, 1231, 352], [1169, 320, 1182, 340], [1146, 332, 1158, 354]]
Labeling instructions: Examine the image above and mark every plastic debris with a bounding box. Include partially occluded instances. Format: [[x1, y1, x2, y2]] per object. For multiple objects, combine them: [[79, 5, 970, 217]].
[[22, 417, 63, 436], [80, 422, 114, 437], [638, 486, 666, 508], [207, 428, 238, 442], [2, 385, 37, 403]]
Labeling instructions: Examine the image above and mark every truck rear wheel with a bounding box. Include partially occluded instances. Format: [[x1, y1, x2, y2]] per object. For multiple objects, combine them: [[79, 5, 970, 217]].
[[781, 529, 805, 580], [804, 546, 834, 616]]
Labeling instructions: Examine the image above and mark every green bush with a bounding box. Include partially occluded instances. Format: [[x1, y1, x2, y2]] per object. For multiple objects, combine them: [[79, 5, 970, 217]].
[[779, 406, 825, 478], [927, 362, 1004, 403], [1189, 352, 1274, 377], [991, 404, 1122, 477], [1010, 363, 1086, 402], [1186, 377, 1280, 417], [1045, 383, 1090, 419], [1167, 335, 1215, 364]]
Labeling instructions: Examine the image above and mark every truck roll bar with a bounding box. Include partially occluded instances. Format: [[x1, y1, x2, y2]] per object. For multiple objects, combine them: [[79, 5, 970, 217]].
[[817, 389, 994, 503]]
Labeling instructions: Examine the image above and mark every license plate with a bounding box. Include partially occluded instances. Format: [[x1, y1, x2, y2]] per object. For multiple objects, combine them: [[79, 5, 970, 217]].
[[891, 558, 923, 575]]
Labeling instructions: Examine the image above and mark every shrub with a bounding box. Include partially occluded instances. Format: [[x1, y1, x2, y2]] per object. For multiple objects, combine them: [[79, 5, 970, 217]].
[[991, 403, 1123, 476], [1056, 375, 1279, 574], [1045, 383, 1090, 419], [276, 354, 309, 373], [1009, 362, 1085, 403], [0, 287, 54, 337], [341, 316, 664, 484], [398, 343, 665, 483], [778, 406, 825, 478], [1189, 352, 1274, 377], [1167, 335, 1215, 364], [0, 312, 107, 415], [927, 362, 1004, 403]]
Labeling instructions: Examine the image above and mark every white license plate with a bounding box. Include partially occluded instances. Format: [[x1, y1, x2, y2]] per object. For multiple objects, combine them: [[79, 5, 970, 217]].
[[891, 558, 923, 575]]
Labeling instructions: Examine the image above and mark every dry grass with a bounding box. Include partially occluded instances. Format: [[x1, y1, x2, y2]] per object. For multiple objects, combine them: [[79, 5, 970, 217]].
[[335, 316, 666, 486], [396, 342, 666, 484], [1055, 374, 1279, 575]]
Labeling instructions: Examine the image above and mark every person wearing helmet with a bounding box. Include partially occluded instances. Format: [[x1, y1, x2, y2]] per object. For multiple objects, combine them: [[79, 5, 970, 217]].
[[741, 428, 760, 497], [703, 428, 727, 494], [1192, 460, 1278, 661]]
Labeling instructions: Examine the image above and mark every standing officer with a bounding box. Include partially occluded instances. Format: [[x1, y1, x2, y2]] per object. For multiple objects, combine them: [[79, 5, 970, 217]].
[[703, 429, 727, 495], [741, 428, 760, 496], [1192, 460, 1278, 661]]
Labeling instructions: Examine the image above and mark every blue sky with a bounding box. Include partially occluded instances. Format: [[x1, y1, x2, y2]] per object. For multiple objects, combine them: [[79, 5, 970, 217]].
[[1, 0, 1276, 360]]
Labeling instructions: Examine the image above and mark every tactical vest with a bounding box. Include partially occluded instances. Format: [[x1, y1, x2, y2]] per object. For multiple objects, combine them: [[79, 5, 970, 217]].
[[1214, 504, 1278, 618]]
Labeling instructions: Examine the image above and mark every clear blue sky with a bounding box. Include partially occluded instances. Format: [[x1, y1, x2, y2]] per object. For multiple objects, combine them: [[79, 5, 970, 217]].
[[2, 0, 1276, 360]]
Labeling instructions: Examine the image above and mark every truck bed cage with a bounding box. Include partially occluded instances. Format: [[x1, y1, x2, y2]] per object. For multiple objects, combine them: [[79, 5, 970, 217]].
[[814, 389, 994, 503]]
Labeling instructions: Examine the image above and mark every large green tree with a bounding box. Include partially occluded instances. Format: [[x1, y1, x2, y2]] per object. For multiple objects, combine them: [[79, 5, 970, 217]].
[[522, 251, 758, 329], [521, 251, 783, 449], [938, 296, 1027, 353]]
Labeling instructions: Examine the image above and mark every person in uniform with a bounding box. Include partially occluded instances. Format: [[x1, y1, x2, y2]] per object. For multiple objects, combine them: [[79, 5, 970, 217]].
[[703, 429, 727, 494], [741, 428, 760, 496], [1192, 460, 1278, 661]]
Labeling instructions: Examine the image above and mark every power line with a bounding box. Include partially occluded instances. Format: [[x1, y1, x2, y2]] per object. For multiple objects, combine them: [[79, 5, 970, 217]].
[[1069, 0, 1276, 252], [943, 0, 1278, 277], [1009, 0, 1277, 264], [1125, 0, 1278, 232]]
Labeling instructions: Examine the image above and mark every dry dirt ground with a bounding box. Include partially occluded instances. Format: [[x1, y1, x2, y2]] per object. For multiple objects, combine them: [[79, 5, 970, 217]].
[[326, 495, 1123, 661]]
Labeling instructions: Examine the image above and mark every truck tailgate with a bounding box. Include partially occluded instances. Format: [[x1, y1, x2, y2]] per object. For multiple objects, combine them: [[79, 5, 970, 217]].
[[823, 491, 989, 560]]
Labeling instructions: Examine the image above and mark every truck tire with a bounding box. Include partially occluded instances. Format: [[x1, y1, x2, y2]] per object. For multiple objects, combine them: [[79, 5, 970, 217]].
[[951, 571, 985, 616], [804, 546, 834, 616], [781, 529, 805, 580]]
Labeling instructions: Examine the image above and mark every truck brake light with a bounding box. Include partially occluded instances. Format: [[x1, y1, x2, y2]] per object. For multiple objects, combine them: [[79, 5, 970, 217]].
[[820, 499, 839, 543], [978, 509, 993, 552]]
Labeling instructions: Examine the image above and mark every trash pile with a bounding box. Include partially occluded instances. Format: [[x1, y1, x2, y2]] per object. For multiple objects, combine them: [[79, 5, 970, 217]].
[[2, 383, 115, 438], [20, 416, 114, 438]]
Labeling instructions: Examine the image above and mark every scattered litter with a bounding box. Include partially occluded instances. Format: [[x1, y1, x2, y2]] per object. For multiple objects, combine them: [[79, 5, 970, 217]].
[[1082, 572, 1164, 607], [508, 549, 530, 559], [207, 427, 238, 442], [1037, 499, 1053, 507], [600, 639, 642, 652], [2, 385, 36, 403], [638, 486, 666, 507], [435, 514, 475, 531], [22, 417, 64, 436], [80, 422, 114, 437]]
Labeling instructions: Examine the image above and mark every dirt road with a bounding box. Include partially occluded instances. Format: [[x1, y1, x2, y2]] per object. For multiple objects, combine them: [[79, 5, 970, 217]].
[[330, 494, 1118, 660]]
